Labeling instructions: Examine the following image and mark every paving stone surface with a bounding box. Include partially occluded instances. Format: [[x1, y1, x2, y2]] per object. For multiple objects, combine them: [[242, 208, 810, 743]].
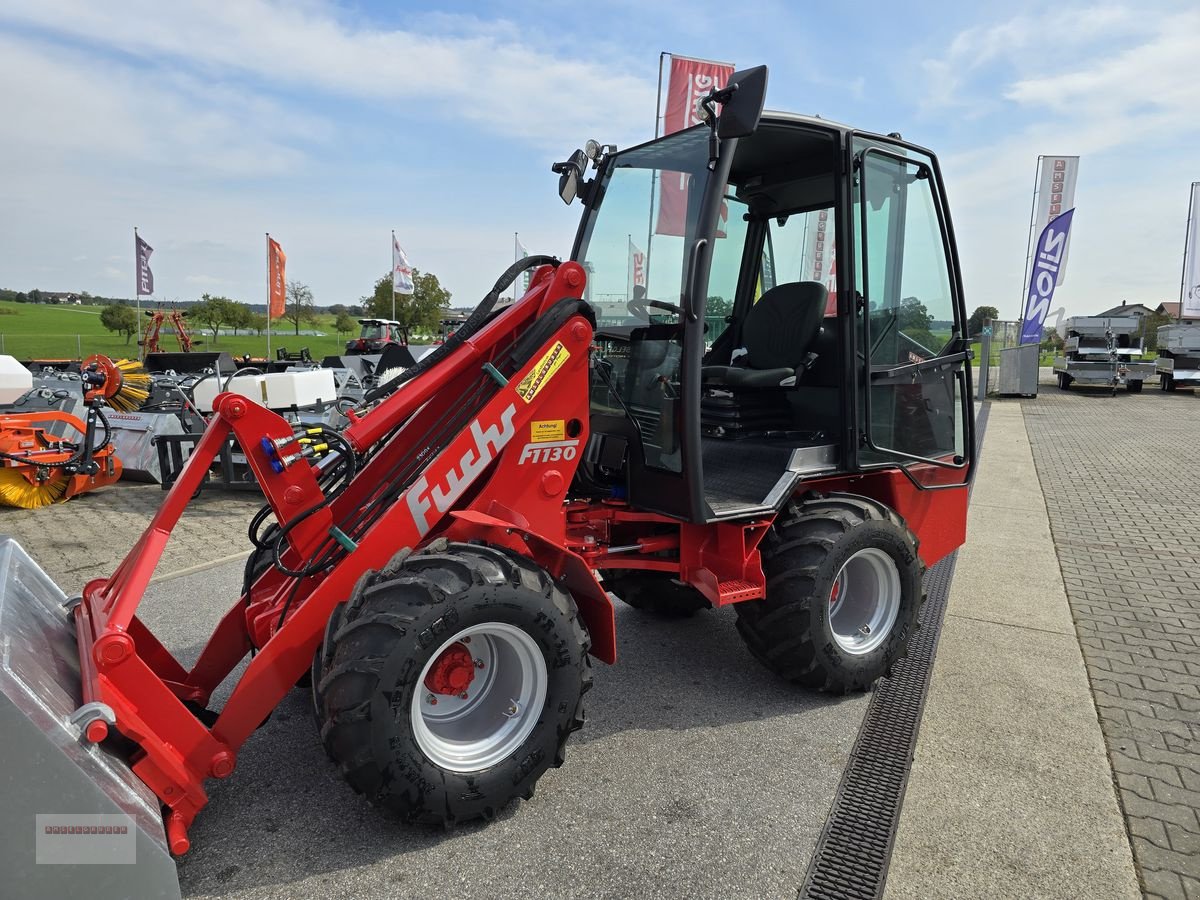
[[1023, 386, 1200, 899], [0, 481, 260, 591]]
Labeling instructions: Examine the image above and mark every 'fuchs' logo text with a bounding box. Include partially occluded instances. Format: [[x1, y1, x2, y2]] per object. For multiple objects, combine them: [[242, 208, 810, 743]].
[[408, 404, 517, 536]]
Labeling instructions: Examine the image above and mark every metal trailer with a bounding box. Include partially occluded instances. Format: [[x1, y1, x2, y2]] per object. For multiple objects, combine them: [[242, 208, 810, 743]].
[[1053, 316, 1155, 393], [1156, 324, 1200, 391]]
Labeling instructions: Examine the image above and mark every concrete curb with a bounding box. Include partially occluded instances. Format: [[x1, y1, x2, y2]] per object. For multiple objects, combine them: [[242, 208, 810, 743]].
[[884, 401, 1139, 899]]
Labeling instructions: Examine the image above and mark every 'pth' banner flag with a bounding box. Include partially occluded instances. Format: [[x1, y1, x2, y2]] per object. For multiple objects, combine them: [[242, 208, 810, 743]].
[[1182, 182, 1200, 318], [1034, 156, 1079, 284], [628, 237, 645, 299], [393, 235, 414, 295], [135, 235, 154, 296], [267, 236, 286, 319], [1020, 208, 1075, 345], [656, 55, 734, 236]]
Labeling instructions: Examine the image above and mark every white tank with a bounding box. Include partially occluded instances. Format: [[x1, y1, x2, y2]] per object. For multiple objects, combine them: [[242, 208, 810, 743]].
[[0, 356, 33, 404], [191, 369, 336, 412]]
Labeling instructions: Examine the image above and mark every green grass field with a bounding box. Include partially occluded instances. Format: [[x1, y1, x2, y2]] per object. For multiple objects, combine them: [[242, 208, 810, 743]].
[[0, 301, 358, 360]]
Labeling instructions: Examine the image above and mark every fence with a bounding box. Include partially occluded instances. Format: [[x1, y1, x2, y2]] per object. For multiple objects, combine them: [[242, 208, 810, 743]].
[[0, 331, 352, 362]]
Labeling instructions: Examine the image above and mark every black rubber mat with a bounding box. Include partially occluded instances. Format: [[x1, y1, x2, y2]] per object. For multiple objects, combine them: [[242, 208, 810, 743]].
[[701, 438, 791, 511], [799, 401, 990, 900]]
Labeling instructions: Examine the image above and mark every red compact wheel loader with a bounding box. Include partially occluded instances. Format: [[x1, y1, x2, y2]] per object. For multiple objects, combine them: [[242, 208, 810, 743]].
[[0, 65, 974, 871]]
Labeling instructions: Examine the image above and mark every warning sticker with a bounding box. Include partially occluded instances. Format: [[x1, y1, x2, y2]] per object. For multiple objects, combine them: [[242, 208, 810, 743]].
[[531, 420, 565, 442], [516, 341, 570, 404]]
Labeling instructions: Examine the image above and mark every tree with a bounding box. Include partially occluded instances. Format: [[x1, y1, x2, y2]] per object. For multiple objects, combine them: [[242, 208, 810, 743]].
[[334, 312, 357, 336], [100, 302, 139, 344], [283, 281, 317, 335], [967, 305, 1000, 338], [706, 295, 733, 318], [247, 313, 268, 336], [1139, 310, 1172, 352], [897, 296, 939, 352], [362, 269, 450, 334], [191, 294, 249, 345]]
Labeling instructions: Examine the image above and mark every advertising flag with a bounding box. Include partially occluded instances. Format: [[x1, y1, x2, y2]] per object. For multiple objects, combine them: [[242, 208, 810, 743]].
[[1183, 183, 1200, 318], [628, 238, 646, 299], [267, 236, 286, 320], [392, 235, 414, 295], [655, 55, 734, 236], [515, 234, 531, 294], [135, 235, 154, 296], [1033, 156, 1079, 284], [1020, 209, 1075, 345]]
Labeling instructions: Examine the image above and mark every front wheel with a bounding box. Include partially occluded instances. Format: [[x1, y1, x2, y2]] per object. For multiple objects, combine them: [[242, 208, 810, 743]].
[[1127, 379, 1143, 394], [736, 494, 924, 693], [315, 544, 591, 826]]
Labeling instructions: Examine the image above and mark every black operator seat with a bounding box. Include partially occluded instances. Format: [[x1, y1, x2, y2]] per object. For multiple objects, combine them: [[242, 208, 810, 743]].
[[701, 281, 828, 388]]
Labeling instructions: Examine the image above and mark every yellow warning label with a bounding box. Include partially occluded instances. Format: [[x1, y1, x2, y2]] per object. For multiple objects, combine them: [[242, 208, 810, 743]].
[[531, 420, 565, 442], [516, 341, 570, 404]]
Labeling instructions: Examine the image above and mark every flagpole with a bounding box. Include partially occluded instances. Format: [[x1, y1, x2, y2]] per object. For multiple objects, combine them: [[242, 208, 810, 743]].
[[391, 230, 397, 321], [134, 226, 142, 360], [1016, 156, 1043, 337], [265, 232, 271, 361], [1180, 183, 1197, 324], [644, 51, 668, 287]]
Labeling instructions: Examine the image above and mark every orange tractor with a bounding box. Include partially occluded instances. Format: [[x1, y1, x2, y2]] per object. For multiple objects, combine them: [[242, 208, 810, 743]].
[[0, 66, 973, 872]]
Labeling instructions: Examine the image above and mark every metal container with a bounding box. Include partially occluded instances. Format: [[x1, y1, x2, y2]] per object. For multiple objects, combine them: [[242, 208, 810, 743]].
[[998, 343, 1040, 396]]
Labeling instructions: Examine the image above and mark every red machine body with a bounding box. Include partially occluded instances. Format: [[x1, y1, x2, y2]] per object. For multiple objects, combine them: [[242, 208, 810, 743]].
[[69, 258, 966, 853]]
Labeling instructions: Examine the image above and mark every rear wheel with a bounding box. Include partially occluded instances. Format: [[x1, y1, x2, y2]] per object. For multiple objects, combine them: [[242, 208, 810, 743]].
[[1165, 374, 1177, 392], [735, 494, 924, 693], [601, 570, 711, 617], [1057, 372, 1072, 390], [315, 543, 591, 826], [1127, 379, 1143, 394]]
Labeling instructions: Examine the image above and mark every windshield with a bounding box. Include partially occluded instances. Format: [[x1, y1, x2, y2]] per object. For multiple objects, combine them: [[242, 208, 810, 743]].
[[575, 127, 714, 327], [361, 324, 385, 339]]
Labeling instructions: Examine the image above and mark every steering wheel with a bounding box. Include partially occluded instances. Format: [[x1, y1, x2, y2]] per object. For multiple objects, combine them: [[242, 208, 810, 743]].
[[626, 296, 683, 321]]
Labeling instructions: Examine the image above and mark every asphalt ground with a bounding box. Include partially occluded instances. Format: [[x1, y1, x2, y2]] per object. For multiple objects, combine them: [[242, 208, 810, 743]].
[[140, 560, 869, 900]]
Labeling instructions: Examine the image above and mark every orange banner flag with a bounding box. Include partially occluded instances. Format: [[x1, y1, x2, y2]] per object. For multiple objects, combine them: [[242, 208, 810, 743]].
[[268, 236, 287, 319]]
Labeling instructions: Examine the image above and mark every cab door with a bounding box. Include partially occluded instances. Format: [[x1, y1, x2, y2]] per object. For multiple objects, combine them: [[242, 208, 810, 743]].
[[850, 137, 973, 485]]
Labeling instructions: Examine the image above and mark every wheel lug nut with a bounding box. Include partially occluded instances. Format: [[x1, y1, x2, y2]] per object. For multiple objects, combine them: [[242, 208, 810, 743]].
[[474, 658, 485, 669], [426, 692, 437, 706]]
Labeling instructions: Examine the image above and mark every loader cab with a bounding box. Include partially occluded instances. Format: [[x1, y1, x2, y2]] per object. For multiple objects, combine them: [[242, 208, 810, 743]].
[[569, 102, 972, 523]]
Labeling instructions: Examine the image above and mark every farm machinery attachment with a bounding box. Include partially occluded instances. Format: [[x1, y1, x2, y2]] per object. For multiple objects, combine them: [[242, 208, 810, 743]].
[[0, 356, 148, 507], [0, 64, 976, 882]]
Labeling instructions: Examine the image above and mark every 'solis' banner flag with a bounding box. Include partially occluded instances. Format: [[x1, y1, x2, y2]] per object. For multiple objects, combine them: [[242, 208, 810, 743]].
[[135, 235, 154, 296], [628, 237, 645, 299], [656, 54, 734, 236], [1020, 208, 1075, 345]]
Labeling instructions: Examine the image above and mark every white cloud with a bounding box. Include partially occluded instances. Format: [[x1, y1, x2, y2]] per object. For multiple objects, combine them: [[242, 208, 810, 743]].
[[0, 1, 655, 148], [921, 4, 1200, 319]]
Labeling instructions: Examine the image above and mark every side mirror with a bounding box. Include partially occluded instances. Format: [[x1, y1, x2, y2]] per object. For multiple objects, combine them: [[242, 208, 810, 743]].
[[552, 149, 589, 205], [717, 65, 768, 139]]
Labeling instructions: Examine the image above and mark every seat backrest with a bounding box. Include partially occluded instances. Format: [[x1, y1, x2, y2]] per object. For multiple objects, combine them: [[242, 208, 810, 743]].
[[741, 281, 828, 370]]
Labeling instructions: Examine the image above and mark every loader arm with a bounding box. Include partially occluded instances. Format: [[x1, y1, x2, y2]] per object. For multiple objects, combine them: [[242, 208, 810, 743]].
[[48, 260, 608, 854]]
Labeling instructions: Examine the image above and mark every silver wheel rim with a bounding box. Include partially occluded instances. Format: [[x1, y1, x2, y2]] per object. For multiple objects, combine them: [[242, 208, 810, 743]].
[[828, 548, 902, 655], [411, 622, 547, 773]]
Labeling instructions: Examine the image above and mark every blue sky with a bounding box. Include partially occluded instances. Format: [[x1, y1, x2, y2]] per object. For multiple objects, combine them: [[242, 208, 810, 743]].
[[1, 0, 1197, 322]]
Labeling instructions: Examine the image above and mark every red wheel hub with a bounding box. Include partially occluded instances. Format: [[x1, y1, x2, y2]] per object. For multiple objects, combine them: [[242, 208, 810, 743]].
[[424, 642, 476, 695]]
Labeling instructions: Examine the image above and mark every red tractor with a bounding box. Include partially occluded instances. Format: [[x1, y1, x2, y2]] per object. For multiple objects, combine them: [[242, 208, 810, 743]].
[[346, 318, 407, 354], [1, 66, 973, 859]]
